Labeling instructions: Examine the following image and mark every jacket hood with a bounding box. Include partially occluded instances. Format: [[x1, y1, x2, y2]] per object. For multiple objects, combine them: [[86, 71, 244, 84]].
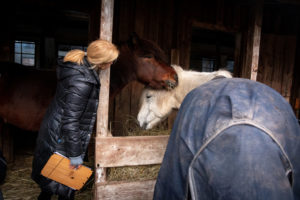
[[57, 57, 99, 85]]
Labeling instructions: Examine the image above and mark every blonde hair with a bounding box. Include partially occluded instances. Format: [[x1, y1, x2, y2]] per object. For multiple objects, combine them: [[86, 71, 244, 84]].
[[63, 40, 119, 68]]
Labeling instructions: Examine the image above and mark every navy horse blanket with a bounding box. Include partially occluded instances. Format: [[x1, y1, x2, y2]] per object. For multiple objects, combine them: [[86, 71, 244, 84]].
[[154, 78, 300, 200]]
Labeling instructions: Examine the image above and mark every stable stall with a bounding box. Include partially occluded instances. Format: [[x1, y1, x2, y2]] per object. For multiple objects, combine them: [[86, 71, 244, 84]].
[[0, 0, 300, 199]]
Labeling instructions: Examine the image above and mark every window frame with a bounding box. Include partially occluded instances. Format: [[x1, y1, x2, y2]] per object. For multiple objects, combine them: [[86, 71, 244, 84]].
[[14, 40, 36, 67]]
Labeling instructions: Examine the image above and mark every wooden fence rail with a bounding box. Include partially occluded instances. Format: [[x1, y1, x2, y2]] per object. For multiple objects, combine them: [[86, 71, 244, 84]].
[[96, 135, 169, 167], [96, 180, 156, 200], [95, 135, 169, 199]]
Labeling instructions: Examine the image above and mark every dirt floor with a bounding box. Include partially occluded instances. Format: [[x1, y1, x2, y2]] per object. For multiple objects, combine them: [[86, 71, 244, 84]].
[[1, 131, 93, 200], [2, 153, 93, 200]]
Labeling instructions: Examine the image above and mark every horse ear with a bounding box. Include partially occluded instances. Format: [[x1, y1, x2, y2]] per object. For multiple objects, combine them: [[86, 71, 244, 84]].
[[128, 32, 141, 48]]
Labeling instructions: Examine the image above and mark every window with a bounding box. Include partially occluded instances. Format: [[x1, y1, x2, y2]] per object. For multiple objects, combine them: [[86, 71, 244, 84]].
[[58, 44, 87, 59], [14, 40, 35, 66], [189, 28, 235, 73], [225, 60, 234, 72], [202, 58, 215, 72]]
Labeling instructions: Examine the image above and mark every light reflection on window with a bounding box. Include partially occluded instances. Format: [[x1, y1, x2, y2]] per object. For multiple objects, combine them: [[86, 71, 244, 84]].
[[14, 40, 35, 66]]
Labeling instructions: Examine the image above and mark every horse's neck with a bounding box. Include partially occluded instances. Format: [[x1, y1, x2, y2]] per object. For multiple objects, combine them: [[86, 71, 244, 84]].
[[173, 69, 227, 106]]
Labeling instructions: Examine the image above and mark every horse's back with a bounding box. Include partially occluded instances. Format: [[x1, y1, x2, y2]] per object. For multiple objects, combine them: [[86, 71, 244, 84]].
[[0, 62, 57, 131]]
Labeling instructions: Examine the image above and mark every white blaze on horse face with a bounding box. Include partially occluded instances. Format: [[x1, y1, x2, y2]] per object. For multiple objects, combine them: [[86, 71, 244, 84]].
[[138, 89, 174, 129], [138, 90, 160, 129]]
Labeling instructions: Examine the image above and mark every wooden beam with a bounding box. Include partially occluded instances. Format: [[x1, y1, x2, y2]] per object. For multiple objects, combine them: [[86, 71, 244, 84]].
[[96, 136, 169, 167], [95, 0, 115, 198], [192, 20, 239, 33], [96, 180, 156, 200], [171, 48, 180, 65], [96, 0, 115, 139], [242, 0, 263, 80], [250, 2, 262, 81], [279, 0, 300, 5]]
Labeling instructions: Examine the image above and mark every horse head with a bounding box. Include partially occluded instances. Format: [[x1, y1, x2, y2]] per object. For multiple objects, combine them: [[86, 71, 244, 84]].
[[127, 33, 178, 90], [137, 66, 232, 130], [138, 88, 177, 130]]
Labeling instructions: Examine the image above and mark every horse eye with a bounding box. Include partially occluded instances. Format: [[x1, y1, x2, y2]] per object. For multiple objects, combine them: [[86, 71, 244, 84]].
[[146, 95, 152, 99], [144, 54, 153, 59]]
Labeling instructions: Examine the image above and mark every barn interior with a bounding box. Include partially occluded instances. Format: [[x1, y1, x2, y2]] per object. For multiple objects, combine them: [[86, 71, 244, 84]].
[[0, 0, 300, 199]]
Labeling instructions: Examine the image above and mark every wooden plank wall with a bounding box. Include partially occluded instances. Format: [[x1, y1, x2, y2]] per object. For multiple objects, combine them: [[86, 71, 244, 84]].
[[109, 0, 299, 135], [236, 3, 299, 103], [110, 0, 176, 136], [257, 34, 297, 101], [290, 26, 300, 114], [256, 4, 299, 102], [110, 0, 249, 135]]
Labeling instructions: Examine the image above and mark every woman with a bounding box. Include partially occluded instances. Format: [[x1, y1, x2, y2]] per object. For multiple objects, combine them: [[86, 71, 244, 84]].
[[31, 39, 119, 200]]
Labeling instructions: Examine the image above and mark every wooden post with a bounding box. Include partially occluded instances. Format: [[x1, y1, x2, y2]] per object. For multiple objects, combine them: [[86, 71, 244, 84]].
[[242, 0, 263, 80], [95, 0, 114, 199], [250, 1, 262, 81]]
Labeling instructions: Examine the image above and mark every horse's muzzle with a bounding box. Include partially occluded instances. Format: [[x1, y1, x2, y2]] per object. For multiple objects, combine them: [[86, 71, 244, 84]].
[[142, 123, 148, 130], [139, 121, 148, 130]]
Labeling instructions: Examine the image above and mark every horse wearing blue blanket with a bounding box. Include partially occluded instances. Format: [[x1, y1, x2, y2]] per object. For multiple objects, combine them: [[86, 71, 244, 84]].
[[154, 77, 300, 200]]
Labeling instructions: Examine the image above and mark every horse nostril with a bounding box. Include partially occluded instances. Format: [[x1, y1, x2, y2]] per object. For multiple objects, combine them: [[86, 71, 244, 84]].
[[174, 73, 178, 83], [165, 80, 177, 90], [142, 123, 147, 129]]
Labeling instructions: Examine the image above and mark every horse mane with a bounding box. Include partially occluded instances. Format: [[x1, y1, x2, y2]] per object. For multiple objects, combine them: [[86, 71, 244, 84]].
[[123, 33, 169, 65], [172, 65, 231, 103], [115, 36, 169, 65], [139, 39, 169, 64]]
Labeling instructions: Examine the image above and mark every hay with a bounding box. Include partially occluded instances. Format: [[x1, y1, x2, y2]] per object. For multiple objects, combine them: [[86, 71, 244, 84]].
[[107, 165, 161, 182], [2, 154, 40, 200], [120, 114, 171, 136]]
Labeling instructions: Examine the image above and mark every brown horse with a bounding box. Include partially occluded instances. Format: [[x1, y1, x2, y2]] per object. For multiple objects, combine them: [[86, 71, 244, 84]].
[[0, 34, 178, 131]]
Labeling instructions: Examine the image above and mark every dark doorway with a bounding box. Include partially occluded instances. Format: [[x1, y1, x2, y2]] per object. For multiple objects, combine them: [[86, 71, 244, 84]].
[[189, 27, 236, 73]]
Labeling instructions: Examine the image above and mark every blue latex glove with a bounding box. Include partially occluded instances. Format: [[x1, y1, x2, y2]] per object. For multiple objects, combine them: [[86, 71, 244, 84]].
[[69, 156, 83, 169]]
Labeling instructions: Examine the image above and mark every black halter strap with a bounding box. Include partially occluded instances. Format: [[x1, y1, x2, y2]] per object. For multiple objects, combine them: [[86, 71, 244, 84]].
[[212, 75, 226, 80]]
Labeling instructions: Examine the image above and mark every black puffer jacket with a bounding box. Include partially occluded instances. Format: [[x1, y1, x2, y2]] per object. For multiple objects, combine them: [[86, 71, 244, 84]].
[[32, 57, 100, 195]]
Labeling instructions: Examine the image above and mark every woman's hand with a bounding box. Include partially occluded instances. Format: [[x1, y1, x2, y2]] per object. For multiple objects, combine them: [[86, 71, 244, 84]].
[[69, 156, 83, 170]]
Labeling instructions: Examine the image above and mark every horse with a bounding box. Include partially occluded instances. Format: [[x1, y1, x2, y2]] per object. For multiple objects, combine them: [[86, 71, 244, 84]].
[[0, 33, 178, 132], [110, 33, 178, 97], [137, 65, 232, 130]]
